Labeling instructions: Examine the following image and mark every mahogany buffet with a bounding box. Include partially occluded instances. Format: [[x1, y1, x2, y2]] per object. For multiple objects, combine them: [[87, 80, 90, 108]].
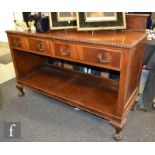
[[7, 28, 147, 141]]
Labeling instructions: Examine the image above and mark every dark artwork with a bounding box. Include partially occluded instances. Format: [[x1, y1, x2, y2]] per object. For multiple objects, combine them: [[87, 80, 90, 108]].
[[22, 12, 50, 32], [78, 12, 125, 29], [50, 12, 76, 28], [22, 12, 31, 25], [23, 12, 42, 27]]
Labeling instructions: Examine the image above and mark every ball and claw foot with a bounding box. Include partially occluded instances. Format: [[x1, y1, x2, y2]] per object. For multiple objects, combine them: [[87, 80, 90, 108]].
[[18, 90, 25, 97], [110, 120, 126, 141], [113, 131, 123, 141], [16, 84, 25, 97], [131, 103, 137, 111]]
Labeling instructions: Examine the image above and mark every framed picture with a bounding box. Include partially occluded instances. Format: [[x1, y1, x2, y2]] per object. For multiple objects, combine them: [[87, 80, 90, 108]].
[[85, 12, 117, 22], [77, 12, 126, 31], [57, 12, 76, 22], [49, 12, 77, 30]]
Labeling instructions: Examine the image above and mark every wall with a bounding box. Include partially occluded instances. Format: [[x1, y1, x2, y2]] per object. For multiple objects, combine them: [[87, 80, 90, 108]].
[[0, 12, 23, 42]]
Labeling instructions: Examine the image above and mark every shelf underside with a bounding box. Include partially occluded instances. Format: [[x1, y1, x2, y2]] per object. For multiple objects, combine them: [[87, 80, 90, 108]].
[[19, 65, 119, 118]]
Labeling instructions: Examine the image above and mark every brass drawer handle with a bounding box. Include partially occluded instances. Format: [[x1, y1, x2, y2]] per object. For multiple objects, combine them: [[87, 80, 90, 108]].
[[60, 49, 70, 56], [13, 40, 20, 47], [36, 43, 45, 51], [98, 53, 112, 64]]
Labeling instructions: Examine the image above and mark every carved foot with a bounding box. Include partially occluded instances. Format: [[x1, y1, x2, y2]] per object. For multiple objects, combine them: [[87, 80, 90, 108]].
[[131, 102, 137, 111], [16, 84, 25, 97], [110, 119, 126, 141], [113, 128, 123, 141]]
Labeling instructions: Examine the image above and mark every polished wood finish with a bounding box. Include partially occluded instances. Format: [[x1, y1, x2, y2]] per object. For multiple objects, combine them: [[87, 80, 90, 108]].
[[126, 14, 149, 30], [20, 64, 118, 118], [83, 46, 121, 70], [16, 83, 25, 97], [7, 29, 147, 141], [9, 35, 27, 49]]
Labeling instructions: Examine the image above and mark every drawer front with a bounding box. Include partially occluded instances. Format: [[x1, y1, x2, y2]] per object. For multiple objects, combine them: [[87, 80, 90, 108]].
[[9, 36, 27, 49], [83, 47, 121, 69], [54, 42, 83, 60], [54, 42, 73, 58], [54, 42, 121, 70], [28, 38, 49, 54]]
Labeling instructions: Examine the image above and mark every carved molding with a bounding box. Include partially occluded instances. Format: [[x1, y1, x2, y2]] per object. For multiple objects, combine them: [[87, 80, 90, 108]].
[[51, 35, 131, 48], [6, 30, 147, 49]]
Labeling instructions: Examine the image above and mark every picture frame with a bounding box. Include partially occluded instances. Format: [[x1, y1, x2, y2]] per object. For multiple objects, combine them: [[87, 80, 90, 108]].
[[77, 12, 126, 31], [49, 12, 77, 30], [57, 12, 76, 22], [85, 12, 117, 22]]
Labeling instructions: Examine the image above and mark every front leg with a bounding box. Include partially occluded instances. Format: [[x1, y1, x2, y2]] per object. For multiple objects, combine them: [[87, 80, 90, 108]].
[[110, 119, 126, 141], [131, 102, 137, 111], [131, 95, 139, 111], [16, 83, 25, 97]]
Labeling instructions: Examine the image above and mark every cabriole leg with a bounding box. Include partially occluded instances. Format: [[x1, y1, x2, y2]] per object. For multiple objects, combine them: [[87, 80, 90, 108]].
[[16, 83, 25, 97], [131, 102, 137, 111], [110, 119, 126, 141], [113, 126, 123, 141]]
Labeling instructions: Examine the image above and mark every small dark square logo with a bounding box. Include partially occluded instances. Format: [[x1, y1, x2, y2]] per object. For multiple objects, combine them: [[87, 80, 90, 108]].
[[4, 122, 21, 139]]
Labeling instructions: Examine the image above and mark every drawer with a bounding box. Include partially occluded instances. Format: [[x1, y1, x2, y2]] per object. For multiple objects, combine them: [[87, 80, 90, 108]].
[[9, 36, 27, 49], [54, 42, 83, 60], [83, 47, 121, 69], [28, 38, 50, 54], [54, 42, 73, 58]]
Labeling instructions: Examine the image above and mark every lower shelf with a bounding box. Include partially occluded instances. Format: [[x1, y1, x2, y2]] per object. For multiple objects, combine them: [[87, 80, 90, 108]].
[[19, 65, 119, 119]]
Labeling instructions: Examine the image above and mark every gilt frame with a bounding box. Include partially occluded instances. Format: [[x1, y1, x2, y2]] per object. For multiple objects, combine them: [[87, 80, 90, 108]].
[[49, 12, 77, 30], [77, 12, 126, 31]]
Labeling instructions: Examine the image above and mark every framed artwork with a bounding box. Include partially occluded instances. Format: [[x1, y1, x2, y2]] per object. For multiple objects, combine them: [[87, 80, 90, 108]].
[[57, 12, 76, 22], [77, 12, 126, 31], [85, 12, 117, 22], [49, 12, 77, 30]]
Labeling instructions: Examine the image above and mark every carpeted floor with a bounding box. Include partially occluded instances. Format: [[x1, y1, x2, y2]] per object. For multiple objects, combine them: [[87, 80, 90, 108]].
[[0, 78, 155, 142]]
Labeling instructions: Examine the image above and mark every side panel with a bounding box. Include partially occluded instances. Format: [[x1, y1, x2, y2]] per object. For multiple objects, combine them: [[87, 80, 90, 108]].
[[116, 38, 146, 119], [124, 39, 146, 109]]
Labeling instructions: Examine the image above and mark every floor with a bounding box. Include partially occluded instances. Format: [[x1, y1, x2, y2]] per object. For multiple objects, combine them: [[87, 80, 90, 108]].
[[0, 46, 15, 84], [0, 78, 155, 142], [0, 46, 154, 142]]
